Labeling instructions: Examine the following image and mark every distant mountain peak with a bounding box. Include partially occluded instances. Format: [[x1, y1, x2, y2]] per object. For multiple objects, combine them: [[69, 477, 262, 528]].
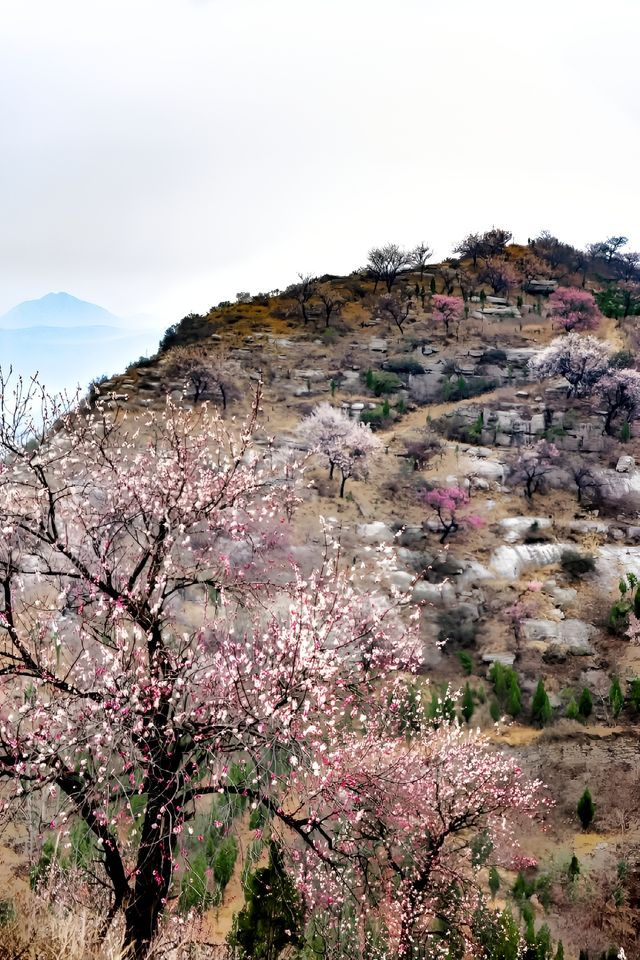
[[0, 292, 121, 329]]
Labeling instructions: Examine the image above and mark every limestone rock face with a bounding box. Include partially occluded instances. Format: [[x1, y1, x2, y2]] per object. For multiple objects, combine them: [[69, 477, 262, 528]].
[[522, 618, 596, 657]]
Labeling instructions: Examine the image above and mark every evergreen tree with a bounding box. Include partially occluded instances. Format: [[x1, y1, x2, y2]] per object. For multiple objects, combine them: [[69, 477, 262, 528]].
[[577, 788, 595, 830], [568, 854, 580, 881], [609, 677, 624, 718], [565, 697, 579, 720], [578, 687, 593, 720], [228, 843, 303, 960], [554, 941, 565, 960], [461, 682, 475, 723], [489, 865, 500, 899], [531, 678, 553, 727]]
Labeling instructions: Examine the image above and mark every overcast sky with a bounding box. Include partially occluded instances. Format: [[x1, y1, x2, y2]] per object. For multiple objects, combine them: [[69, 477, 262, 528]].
[[2, 0, 639, 324]]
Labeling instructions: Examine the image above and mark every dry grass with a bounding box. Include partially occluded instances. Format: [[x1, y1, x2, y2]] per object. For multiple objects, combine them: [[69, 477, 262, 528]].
[[0, 896, 229, 959]]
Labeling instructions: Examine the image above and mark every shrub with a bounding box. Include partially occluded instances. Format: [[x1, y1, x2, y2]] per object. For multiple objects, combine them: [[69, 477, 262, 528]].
[[364, 370, 403, 396], [480, 348, 508, 365], [608, 571, 640, 633], [531, 678, 553, 727], [440, 377, 497, 402], [360, 406, 391, 429], [609, 349, 636, 369], [568, 854, 580, 881], [629, 677, 640, 712], [488, 865, 500, 899], [577, 788, 595, 830], [560, 550, 596, 580], [437, 608, 478, 649], [385, 358, 426, 374], [489, 699, 501, 722]]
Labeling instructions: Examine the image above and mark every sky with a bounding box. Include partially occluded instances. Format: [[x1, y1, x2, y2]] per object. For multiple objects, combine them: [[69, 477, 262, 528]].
[[2, 0, 640, 326]]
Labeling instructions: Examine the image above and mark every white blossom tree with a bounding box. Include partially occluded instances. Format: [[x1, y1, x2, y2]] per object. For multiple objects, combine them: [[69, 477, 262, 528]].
[[298, 403, 382, 497], [528, 334, 610, 397]]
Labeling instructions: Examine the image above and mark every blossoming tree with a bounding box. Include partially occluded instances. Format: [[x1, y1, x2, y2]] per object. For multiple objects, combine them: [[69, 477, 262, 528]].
[[548, 287, 601, 333], [0, 375, 541, 958], [298, 403, 382, 496], [431, 295, 465, 339], [528, 333, 610, 397], [423, 486, 483, 544]]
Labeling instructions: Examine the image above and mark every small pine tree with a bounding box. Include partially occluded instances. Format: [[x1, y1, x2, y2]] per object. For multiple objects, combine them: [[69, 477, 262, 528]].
[[488, 865, 500, 899], [629, 677, 640, 712], [577, 788, 595, 830], [512, 870, 528, 900], [555, 941, 565, 960], [565, 697, 579, 720], [506, 677, 522, 718], [531, 678, 553, 727], [609, 677, 624, 718], [461, 682, 475, 723], [458, 650, 473, 675], [490, 699, 501, 722], [568, 854, 580, 881], [578, 950, 589, 960], [578, 687, 593, 720]]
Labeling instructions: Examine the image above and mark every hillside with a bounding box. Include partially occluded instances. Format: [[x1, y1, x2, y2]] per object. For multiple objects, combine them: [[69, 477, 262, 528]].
[[101, 237, 640, 958], [2, 234, 640, 959]]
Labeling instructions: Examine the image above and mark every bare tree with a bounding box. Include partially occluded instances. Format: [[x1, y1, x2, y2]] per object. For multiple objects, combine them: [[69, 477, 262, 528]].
[[408, 241, 433, 282], [165, 345, 238, 408], [287, 273, 317, 323], [570, 461, 601, 507], [436, 265, 458, 295], [615, 251, 640, 281], [378, 293, 412, 334], [367, 244, 409, 293], [317, 287, 344, 327], [453, 232, 483, 268]]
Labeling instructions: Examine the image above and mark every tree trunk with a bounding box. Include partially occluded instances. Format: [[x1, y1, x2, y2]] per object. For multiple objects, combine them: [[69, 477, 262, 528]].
[[340, 473, 347, 498]]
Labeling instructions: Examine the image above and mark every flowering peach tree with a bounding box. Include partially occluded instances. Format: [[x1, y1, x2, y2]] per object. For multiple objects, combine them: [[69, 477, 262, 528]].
[[431, 295, 465, 339], [548, 287, 601, 333], [0, 375, 541, 958], [423, 487, 483, 544]]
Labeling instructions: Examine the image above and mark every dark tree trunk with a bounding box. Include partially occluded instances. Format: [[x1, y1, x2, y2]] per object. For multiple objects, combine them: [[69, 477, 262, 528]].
[[340, 473, 347, 498]]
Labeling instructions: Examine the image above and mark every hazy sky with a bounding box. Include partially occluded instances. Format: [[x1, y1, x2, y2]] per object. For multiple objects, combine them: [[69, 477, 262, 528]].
[[2, 0, 639, 324]]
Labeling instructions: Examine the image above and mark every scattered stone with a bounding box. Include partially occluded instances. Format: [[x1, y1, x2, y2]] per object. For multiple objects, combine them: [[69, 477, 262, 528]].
[[356, 521, 394, 542], [482, 651, 516, 667], [369, 338, 387, 352], [616, 455, 635, 473]]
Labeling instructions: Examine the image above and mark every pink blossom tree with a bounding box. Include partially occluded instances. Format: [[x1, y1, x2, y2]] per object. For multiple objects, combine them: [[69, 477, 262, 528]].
[[528, 333, 610, 397], [0, 375, 542, 959], [423, 486, 483, 543], [548, 286, 602, 333], [595, 368, 640, 435], [508, 440, 559, 500], [432, 294, 465, 339]]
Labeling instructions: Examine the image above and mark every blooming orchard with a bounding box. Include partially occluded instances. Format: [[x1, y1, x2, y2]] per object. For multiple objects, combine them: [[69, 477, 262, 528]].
[[0, 376, 542, 958]]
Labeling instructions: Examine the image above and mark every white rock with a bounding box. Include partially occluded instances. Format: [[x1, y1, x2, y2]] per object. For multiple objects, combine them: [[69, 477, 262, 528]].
[[356, 521, 394, 542], [499, 517, 552, 543]]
